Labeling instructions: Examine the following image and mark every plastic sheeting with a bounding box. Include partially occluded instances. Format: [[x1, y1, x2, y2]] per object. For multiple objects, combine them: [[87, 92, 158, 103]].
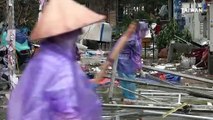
[[80, 22, 112, 42]]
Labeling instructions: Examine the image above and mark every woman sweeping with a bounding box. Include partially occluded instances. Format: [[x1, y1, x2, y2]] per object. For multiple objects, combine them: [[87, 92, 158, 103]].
[[94, 21, 148, 103], [117, 21, 148, 103], [7, 0, 136, 120]]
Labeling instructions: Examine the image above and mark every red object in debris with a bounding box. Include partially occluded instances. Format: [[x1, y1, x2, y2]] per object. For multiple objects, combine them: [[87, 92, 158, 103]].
[[206, 0, 212, 3], [190, 48, 206, 63], [159, 74, 166, 80], [152, 73, 166, 80], [154, 25, 161, 35], [91, 78, 119, 85], [201, 48, 209, 62], [20, 50, 29, 54]]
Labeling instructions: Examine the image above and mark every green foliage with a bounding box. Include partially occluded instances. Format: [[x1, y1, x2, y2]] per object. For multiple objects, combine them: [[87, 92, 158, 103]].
[[112, 15, 132, 40], [0, 0, 39, 29], [14, 0, 39, 29], [135, 11, 150, 20], [118, 15, 132, 31], [181, 28, 192, 42], [0, 0, 7, 22], [156, 20, 192, 49]]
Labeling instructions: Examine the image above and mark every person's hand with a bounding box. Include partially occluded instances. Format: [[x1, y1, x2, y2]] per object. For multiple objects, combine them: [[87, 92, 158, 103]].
[[125, 22, 137, 37], [91, 70, 106, 84], [93, 61, 111, 84]]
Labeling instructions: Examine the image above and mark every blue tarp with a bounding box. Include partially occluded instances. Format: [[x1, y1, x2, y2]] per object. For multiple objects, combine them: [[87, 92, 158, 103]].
[[166, 74, 181, 85], [16, 29, 28, 44], [1, 28, 30, 51]]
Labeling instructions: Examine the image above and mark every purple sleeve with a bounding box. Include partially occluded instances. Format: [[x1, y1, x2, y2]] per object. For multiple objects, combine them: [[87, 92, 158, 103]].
[[45, 67, 82, 120], [126, 39, 137, 48]]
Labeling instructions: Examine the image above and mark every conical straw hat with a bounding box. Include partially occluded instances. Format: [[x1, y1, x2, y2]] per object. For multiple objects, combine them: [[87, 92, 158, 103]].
[[30, 0, 105, 40]]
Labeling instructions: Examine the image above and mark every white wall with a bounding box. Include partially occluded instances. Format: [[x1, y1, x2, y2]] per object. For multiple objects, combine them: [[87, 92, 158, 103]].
[[182, 2, 205, 43]]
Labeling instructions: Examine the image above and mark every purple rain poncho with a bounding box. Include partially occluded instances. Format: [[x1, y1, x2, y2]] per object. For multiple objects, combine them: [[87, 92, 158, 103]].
[[7, 31, 102, 120], [117, 22, 148, 74]]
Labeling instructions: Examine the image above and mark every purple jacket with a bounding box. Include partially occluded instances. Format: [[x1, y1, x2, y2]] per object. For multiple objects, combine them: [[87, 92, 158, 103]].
[[7, 32, 102, 120], [117, 22, 148, 74]]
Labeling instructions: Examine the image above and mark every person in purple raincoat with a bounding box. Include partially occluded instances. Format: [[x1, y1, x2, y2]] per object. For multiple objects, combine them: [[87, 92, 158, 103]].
[[7, 0, 105, 120], [117, 21, 148, 102]]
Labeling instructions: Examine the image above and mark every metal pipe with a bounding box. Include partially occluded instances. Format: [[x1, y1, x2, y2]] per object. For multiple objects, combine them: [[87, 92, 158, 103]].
[[104, 71, 212, 91], [178, 94, 181, 104], [174, 35, 191, 45], [104, 75, 179, 90], [108, 57, 118, 99], [180, 86, 213, 91], [105, 76, 213, 99], [117, 86, 160, 103], [102, 104, 213, 113], [114, 111, 141, 119], [144, 110, 213, 120], [143, 65, 213, 84], [139, 92, 188, 96], [103, 104, 175, 110], [136, 89, 164, 92], [109, 76, 184, 91], [123, 101, 184, 107], [103, 110, 213, 120]]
